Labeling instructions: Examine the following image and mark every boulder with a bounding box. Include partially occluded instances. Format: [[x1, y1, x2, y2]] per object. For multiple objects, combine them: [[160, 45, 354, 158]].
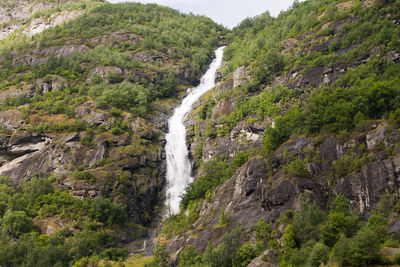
[[233, 66, 248, 88], [247, 250, 279, 267], [0, 110, 24, 131]]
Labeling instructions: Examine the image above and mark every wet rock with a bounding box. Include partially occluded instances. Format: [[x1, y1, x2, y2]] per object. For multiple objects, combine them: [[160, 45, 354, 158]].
[[320, 136, 337, 162]]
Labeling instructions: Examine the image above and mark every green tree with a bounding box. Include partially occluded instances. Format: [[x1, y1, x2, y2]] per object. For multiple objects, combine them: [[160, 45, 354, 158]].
[[180, 245, 202, 266], [232, 243, 258, 267], [145, 245, 170, 267], [320, 195, 359, 246], [292, 195, 326, 244], [306, 242, 330, 267], [331, 234, 352, 266], [364, 213, 388, 242], [350, 228, 381, 266], [283, 224, 296, 249], [263, 106, 302, 155], [1, 210, 33, 238]]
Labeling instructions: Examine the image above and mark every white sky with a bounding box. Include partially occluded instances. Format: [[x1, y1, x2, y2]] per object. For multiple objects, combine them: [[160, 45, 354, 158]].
[[107, 0, 299, 29]]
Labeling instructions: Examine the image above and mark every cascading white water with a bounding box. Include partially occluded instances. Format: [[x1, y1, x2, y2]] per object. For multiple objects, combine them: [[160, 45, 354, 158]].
[[165, 46, 225, 215]]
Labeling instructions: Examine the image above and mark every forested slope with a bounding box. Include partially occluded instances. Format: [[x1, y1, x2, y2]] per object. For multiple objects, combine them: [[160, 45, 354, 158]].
[[153, 0, 400, 266], [0, 1, 225, 266]]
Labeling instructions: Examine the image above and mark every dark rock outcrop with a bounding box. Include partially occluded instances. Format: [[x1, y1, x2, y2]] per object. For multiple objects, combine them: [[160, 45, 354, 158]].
[[165, 121, 400, 256]]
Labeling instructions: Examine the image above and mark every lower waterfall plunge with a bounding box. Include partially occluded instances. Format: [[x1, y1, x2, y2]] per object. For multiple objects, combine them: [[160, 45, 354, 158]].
[[165, 47, 225, 215]]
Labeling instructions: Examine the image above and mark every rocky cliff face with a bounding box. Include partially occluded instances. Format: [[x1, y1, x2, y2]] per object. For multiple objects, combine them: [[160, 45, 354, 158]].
[[157, 1, 400, 264], [0, 0, 91, 41], [164, 70, 400, 260], [0, 105, 169, 227], [0, 2, 225, 261]]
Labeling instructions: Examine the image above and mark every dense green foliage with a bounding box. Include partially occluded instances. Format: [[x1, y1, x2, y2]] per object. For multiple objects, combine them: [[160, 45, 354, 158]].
[[0, 175, 128, 266], [0, 1, 225, 124], [280, 194, 396, 266], [173, 227, 257, 267], [209, 0, 400, 158]]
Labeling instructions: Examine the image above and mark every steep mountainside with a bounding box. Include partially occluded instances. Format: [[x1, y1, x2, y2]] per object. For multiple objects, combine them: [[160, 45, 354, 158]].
[[152, 0, 400, 266], [0, 1, 225, 266], [1, 0, 400, 266], [0, 0, 104, 41]]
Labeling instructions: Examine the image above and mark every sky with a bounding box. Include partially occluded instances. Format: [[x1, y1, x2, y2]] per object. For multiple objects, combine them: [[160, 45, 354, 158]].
[[107, 0, 298, 29]]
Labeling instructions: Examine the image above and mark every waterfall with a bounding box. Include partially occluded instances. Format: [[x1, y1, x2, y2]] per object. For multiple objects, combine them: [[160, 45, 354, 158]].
[[165, 47, 225, 215]]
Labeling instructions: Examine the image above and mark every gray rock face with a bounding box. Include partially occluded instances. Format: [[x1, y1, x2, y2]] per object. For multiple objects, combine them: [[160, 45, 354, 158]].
[[166, 119, 400, 257], [211, 97, 235, 119], [166, 157, 321, 254], [23, 11, 84, 38], [22, 45, 90, 66], [233, 66, 249, 88], [366, 123, 387, 149], [131, 51, 169, 64], [35, 76, 68, 93], [91, 31, 141, 47], [0, 132, 48, 182], [0, 110, 24, 130], [247, 250, 279, 267], [0, 1, 83, 41], [89, 66, 123, 81], [335, 155, 400, 215]]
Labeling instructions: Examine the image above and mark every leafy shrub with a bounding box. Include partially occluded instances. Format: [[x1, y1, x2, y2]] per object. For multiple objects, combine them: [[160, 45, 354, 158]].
[[72, 171, 96, 183], [180, 157, 233, 210], [145, 245, 169, 267], [1, 210, 32, 238], [305, 242, 329, 266], [350, 228, 381, 266], [179, 245, 202, 266], [283, 224, 296, 249], [217, 211, 229, 226], [263, 106, 302, 155], [321, 195, 360, 246], [232, 243, 258, 267], [292, 194, 326, 244], [106, 72, 124, 84], [111, 127, 123, 135], [99, 247, 129, 261], [283, 158, 309, 178], [364, 213, 388, 242], [202, 227, 243, 267]]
